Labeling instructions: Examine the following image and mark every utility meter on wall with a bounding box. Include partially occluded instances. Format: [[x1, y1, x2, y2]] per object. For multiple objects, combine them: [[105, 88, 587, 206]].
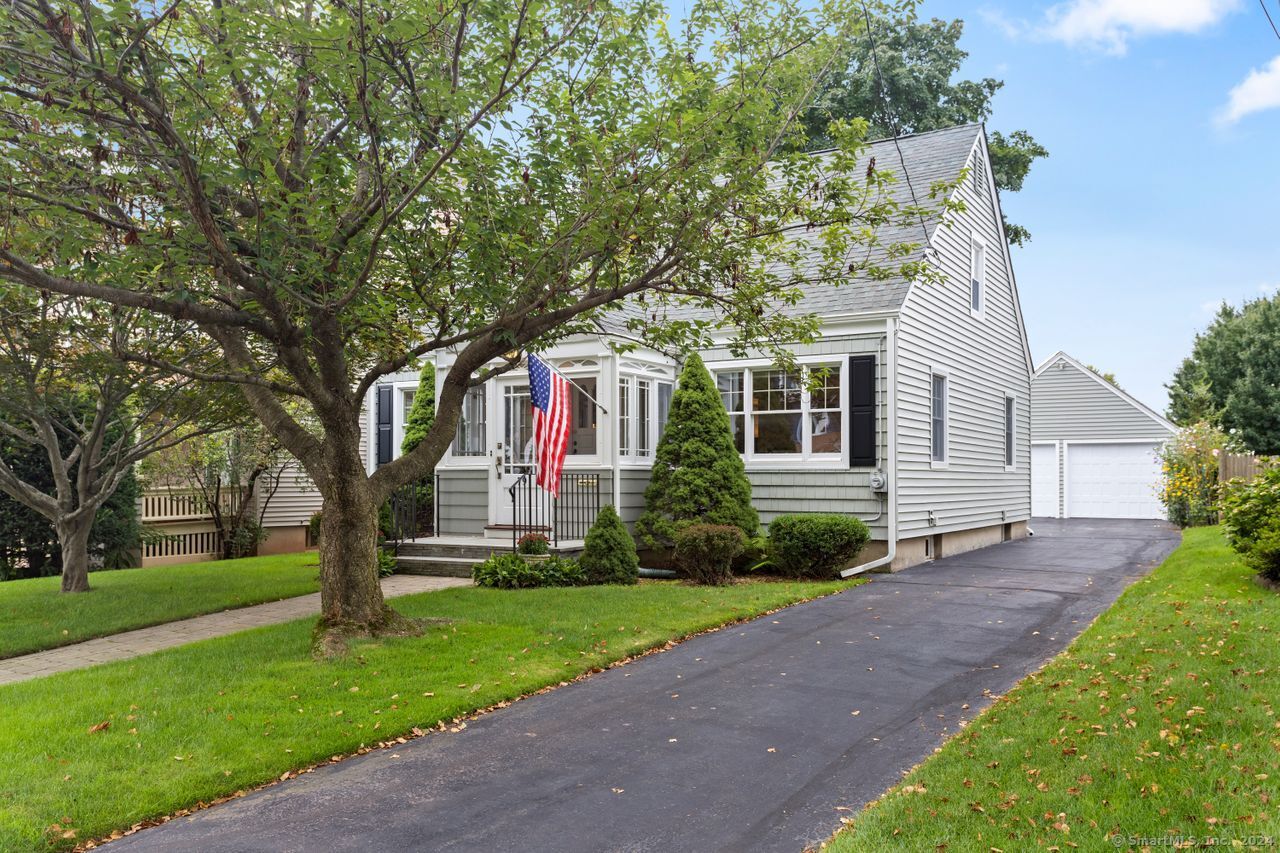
[[869, 470, 888, 492]]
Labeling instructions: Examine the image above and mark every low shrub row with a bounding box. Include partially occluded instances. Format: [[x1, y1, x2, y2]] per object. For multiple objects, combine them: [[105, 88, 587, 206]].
[[671, 513, 870, 582], [474, 505, 641, 589], [472, 553, 587, 589]]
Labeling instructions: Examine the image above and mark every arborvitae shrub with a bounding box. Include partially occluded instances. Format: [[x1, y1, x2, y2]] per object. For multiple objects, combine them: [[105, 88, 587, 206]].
[[635, 354, 757, 550]]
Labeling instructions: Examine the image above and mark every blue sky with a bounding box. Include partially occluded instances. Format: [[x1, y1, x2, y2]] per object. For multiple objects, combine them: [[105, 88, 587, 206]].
[[916, 0, 1280, 412]]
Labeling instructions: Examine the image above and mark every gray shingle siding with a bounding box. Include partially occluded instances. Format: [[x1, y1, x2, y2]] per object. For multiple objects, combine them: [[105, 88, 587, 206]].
[[1031, 357, 1174, 442], [894, 138, 1032, 537], [436, 469, 488, 535], [702, 333, 890, 541], [617, 468, 650, 528]]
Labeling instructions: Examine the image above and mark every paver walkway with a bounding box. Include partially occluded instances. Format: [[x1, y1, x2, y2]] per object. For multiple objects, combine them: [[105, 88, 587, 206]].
[[107, 518, 1179, 853], [0, 574, 469, 686]]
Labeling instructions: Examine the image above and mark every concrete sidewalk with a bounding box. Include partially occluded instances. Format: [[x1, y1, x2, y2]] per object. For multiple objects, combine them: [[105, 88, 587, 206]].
[[0, 574, 470, 686], [105, 518, 1179, 853]]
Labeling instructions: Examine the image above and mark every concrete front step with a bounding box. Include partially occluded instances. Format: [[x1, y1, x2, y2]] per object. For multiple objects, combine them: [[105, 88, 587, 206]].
[[397, 542, 510, 560], [394, 555, 481, 578]]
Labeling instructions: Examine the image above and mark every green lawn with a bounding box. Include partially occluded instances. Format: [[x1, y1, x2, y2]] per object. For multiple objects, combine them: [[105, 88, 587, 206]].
[[825, 526, 1280, 852], [0, 553, 321, 659], [0, 579, 854, 851]]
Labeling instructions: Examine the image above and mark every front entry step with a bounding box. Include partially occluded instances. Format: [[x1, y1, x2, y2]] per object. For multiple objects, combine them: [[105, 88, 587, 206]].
[[394, 555, 483, 578]]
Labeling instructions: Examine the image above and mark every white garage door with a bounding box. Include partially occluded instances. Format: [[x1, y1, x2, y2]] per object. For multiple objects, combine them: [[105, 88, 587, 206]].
[[1066, 442, 1163, 519], [1031, 444, 1060, 517]]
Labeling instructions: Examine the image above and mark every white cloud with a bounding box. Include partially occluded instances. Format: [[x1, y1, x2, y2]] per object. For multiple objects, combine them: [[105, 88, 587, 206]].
[[1217, 56, 1280, 124], [1260, 282, 1280, 296], [1038, 0, 1240, 54]]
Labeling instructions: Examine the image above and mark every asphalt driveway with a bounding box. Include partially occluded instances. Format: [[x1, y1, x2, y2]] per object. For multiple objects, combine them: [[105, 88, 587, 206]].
[[108, 518, 1179, 853]]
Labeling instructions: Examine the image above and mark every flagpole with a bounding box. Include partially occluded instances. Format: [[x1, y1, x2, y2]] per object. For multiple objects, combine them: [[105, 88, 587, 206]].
[[527, 355, 609, 415]]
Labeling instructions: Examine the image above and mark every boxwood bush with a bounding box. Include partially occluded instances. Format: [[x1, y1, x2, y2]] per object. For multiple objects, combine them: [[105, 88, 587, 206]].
[[767, 513, 869, 579], [1220, 466, 1280, 583], [674, 523, 745, 586], [472, 553, 586, 589]]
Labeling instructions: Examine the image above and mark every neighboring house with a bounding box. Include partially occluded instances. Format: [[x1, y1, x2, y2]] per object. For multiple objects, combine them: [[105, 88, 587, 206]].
[[369, 124, 1034, 572], [1030, 351, 1176, 520]]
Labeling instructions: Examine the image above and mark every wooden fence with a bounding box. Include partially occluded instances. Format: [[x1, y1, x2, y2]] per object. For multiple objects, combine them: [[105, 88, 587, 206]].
[[139, 487, 243, 567], [1219, 452, 1267, 484]]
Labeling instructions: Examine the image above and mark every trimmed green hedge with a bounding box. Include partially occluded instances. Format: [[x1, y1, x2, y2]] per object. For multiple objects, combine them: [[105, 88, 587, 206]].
[[768, 514, 869, 579]]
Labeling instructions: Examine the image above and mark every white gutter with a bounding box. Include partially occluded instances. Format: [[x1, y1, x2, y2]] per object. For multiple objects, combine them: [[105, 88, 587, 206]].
[[842, 317, 898, 577]]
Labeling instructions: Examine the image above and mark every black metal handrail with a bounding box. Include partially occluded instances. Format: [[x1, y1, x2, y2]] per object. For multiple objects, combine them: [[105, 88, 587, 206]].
[[387, 472, 438, 550], [509, 470, 602, 549]]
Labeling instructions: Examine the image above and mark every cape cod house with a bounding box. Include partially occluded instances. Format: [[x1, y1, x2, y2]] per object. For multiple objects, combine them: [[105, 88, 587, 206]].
[[369, 124, 1034, 573]]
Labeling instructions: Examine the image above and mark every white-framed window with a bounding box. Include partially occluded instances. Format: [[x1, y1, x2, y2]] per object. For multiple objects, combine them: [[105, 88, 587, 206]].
[[969, 234, 986, 317], [713, 364, 843, 461], [1004, 395, 1016, 469], [452, 385, 487, 457], [402, 389, 416, 428], [620, 377, 661, 460], [930, 373, 948, 464], [718, 371, 746, 453], [618, 376, 632, 456], [636, 379, 652, 457]]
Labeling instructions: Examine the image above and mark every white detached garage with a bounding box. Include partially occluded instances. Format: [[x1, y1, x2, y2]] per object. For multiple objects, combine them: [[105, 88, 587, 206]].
[[1030, 352, 1176, 519]]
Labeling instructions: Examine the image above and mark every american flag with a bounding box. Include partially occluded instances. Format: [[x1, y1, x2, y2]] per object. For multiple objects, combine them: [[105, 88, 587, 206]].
[[528, 354, 570, 496]]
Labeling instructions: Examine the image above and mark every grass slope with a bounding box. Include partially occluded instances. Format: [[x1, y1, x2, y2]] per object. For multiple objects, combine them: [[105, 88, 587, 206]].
[[825, 527, 1279, 852], [0, 579, 853, 850], [0, 553, 321, 659]]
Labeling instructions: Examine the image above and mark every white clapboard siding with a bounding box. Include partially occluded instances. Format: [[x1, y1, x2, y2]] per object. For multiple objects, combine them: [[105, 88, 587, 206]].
[[894, 134, 1033, 537]]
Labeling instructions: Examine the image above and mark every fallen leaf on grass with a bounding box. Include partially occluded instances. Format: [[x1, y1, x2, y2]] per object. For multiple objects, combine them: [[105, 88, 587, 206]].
[[88, 720, 110, 734]]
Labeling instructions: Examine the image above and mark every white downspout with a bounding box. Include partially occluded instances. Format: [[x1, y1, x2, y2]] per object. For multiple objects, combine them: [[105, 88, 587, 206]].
[[842, 317, 898, 577]]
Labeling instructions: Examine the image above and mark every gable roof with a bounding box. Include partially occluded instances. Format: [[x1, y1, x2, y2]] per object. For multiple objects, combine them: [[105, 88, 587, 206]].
[[1032, 350, 1177, 434], [595, 124, 983, 335]]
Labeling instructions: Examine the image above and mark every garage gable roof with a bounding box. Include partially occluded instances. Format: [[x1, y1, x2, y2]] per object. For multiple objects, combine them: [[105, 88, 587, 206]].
[[1033, 351, 1176, 435]]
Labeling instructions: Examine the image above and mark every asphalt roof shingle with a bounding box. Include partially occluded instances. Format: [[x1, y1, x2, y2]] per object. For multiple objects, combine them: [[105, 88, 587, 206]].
[[594, 123, 982, 335]]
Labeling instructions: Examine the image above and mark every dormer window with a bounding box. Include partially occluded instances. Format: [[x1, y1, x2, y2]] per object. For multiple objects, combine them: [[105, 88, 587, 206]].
[[969, 234, 986, 317]]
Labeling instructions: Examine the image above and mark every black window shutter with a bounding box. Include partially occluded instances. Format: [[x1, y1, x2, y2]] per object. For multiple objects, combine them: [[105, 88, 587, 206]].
[[848, 355, 876, 467], [376, 385, 393, 466]]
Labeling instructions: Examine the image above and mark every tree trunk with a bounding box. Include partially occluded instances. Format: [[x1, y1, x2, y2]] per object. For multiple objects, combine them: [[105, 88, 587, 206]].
[[57, 517, 94, 593], [312, 438, 417, 655], [317, 486, 384, 625]]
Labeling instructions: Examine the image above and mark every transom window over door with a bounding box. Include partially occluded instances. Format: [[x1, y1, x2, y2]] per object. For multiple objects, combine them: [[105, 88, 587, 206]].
[[714, 364, 846, 461]]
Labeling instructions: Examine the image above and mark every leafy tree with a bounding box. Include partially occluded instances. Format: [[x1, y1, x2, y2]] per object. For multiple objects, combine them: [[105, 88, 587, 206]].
[[0, 436, 142, 580], [0, 291, 224, 591], [401, 363, 437, 456], [801, 12, 1047, 245], [579, 505, 639, 585], [1166, 297, 1280, 453], [0, 0, 950, 643], [636, 354, 758, 548], [1085, 364, 1120, 388]]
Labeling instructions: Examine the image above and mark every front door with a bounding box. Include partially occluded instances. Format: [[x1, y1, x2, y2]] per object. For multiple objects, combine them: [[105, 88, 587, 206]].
[[493, 382, 548, 528]]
